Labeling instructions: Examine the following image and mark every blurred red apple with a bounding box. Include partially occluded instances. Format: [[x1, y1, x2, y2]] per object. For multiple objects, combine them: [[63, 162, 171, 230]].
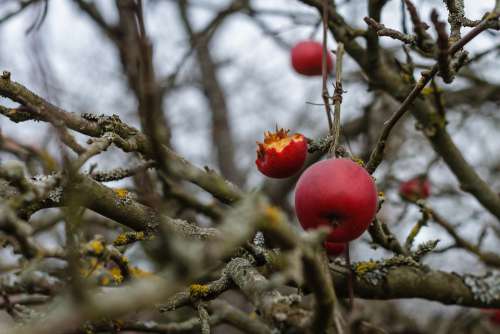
[[291, 41, 333, 76], [295, 159, 378, 242], [489, 309, 500, 325], [255, 128, 307, 178], [482, 308, 500, 326], [324, 242, 346, 256], [399, 175, 431, 202]]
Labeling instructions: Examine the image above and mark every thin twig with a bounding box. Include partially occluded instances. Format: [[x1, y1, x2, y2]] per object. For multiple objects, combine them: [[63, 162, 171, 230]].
[[329, 43, 345, 157], [197, 303, 210, 334], [365, 13, 499, 174], [404, 0, 434, 53], [431, 10, 453, 83], [364, 17, 416, 45], [404, 202, 431, 251], [427, 204, 500, 268], [321, 0, 334, 133], [208, 300, 273, 334], [401, 0, 408, 34], [345, 242, 354, 311]]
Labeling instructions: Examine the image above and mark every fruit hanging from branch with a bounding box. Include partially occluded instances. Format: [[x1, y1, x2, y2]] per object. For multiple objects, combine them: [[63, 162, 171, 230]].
[[291, 40, 334, 76], [481, 308, 500, 326], [399, 175, 431, 202], [488, 309, 500, 326], [295, 159, 378, 243], [255, 128, 308, 178], [324, 241, 346, 256]]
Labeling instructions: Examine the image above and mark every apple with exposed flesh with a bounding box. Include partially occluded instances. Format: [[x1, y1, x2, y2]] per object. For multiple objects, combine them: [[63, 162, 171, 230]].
[[256, 128, 307, 178]]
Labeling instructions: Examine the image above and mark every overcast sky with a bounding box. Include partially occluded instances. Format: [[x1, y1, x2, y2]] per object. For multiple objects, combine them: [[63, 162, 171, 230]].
[[0, 0, 499, 321]]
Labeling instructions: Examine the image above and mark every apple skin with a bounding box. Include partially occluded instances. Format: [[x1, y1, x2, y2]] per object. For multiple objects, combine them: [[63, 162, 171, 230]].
[[294, 159, 378, 243], [256, 132, 307, 178], [291, 41, 333, 76], [399, 175, 430, 201], [324, 242, 346, 256], [489, 309, 500, 326]]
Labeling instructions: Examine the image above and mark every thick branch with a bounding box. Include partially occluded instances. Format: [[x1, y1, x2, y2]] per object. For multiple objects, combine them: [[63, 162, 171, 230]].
[[0, 74, 243, 204], [330, 264, 500, 308]]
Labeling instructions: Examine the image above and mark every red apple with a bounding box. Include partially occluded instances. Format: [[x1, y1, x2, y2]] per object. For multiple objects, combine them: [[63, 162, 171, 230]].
[[295, 159, 378, 243], [291, 41, 333, 76], [399, 175, 431, 202], [256, 128, 307, 178], [324, 242, 346, 256], [488, 309, 500, 326]]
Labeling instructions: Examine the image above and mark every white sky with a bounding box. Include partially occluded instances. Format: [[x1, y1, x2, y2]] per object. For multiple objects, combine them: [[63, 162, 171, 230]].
[[0, 0, 499, 321]]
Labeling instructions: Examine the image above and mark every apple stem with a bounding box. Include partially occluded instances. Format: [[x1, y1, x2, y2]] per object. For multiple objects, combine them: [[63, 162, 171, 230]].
[[345, 242, 354, 311]]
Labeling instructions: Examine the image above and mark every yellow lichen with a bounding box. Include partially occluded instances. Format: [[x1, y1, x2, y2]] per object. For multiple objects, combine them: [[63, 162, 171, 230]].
[[421, 87, 434, 96], [354, 260, 379, 275], [109, 267, 124, 284], [422, 86, 443, 97], [351, 157, 365, 167], [189, 284, 210, 298], [100, 275, 111, 286], [265, 206, 282, 224], [130, 266, 152, 278], [113, 188, 129, 199], [88, 240, 104, 255], [113, 231, 146, 246], [113, 233, 128, 246]]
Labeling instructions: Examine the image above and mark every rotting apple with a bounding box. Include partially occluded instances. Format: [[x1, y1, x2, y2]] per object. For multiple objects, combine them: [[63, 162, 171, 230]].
[[399, 175, 430, 202], [295, 158, 378, 243], [291, 40, 333, 76], [255, 128, 307, 178], [324, 242, 346, 256]]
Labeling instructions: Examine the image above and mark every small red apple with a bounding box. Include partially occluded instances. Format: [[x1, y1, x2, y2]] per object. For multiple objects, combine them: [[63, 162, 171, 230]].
[[399, 175, 431, 202], [324, 242, 346, 256], [295, 159, 378, 243], [256, 128, 307, 178], [291, 41, 333, 76], [488, 309, 500, 326]]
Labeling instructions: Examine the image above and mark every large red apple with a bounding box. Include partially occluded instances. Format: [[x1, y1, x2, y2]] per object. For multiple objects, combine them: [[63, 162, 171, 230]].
[[324, 242, 346, 256], [295, 159, 378, 243], [399, 175, 430, 202], [291, 41, 333, 76], [255, 128, 308, 178]]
